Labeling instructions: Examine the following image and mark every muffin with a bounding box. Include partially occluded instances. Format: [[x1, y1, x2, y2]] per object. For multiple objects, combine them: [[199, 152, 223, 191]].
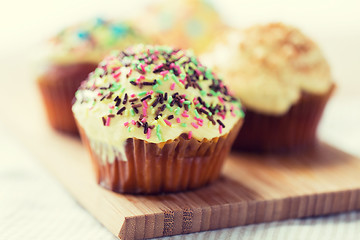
[[37, 18, 146, 134], [72, 44, 244, 194], [135, 0, 228, 54], [201, 23, 335, 152]]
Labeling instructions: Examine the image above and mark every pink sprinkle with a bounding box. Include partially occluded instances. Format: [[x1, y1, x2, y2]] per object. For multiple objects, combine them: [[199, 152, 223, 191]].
[[194, 117, 203, 122], [141, 117, 147, 123], [164, 119, 172, 127], [160, 70, 169, 77], [188, 131, 193, 139], [219, 125, 223, 134], [193, 97, 199, 105], [130, 94, 136, 98], [231, 111, 236, 117], [175, 66, 181, 74], [112, 66, 120, 71], [176, 118, 181, 123], [191, 122, 199, 129], [105, 117, 111, 126], [112, 72, 121, 79], [179, 79, 185, 84], [201, 107, 208, 111], [146, 128, 151, 139], [136, 75, 145, 84], [170, 83, 175, 90], [109, 105, 114, 109], [181, 112, 189, 118], [124, 122, 129, 127], [219, 82, 224, 88], [180, 99, 185, 103], [198, 121, 203, 126], [217, 112, 226, 120], [140, 64, 146, 73], [147, 90, 154, 95], [142, 107, 147, 117], [131, 120, 136, 125], [218, 96, 225, 104], [170, 63, 175, 69], [97, 92, 102, 96], [153, 63, 163, 71], [143, 100, 148, 108], [195, 69, 202, 76], [127, 68, 132, 76]]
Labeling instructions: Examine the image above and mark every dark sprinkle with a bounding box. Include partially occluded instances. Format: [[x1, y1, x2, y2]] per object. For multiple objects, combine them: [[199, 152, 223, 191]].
[[167, 115, 174, 120], [102, 117, 106, 126], [217, 119, 225, 128], [117, 107, 126, 115], [122, 93, 128, 104], [108, 114, 115, 118], [140, 95, 151, 102], [129, 97, 138, 103]]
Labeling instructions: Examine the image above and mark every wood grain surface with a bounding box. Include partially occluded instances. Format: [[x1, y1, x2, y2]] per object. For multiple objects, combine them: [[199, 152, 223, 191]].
[[1, 74, 360, 240]]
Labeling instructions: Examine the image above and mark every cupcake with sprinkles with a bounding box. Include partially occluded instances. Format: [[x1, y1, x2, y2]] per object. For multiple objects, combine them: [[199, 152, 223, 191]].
[[37, 18, 146, 134], [72, 44, 244, 194]]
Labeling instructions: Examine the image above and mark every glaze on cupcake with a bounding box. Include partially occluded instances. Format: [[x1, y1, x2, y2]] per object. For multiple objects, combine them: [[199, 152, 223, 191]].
[[73, 44, 244, 193]]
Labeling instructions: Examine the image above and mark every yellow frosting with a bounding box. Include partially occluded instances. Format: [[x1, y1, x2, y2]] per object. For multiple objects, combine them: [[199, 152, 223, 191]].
[[73, 45, 243, 162], [135, 0, 228, 54], [201, 23, 333, 115], [47, 18, 147, 65]]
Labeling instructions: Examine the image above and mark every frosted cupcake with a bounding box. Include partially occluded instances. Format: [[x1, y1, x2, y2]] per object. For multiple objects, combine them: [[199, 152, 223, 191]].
[[135, 0, 228, 54], [202, 23, 335, 152], [72, 45, 244, 194], [37, 18, 146, 134]]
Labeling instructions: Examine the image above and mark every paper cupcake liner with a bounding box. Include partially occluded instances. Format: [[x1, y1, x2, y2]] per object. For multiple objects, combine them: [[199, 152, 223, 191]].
[[37, 63, 97, 134], [77, 120, 242, 194], [233, 85, 335, 152]]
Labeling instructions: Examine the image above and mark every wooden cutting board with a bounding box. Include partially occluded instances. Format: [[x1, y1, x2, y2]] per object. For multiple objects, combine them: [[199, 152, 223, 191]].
[[1, 74, 360, 240]]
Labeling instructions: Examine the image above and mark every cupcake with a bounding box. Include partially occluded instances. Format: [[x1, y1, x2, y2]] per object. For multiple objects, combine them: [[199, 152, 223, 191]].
[[72, 45, 244, 194], [135, 0, 228, 54], [201, 23, 335, 152], [37, 18, 146, 134]]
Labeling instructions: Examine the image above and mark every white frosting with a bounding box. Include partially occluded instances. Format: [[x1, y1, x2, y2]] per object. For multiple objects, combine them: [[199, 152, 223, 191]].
[[73, 45, 243, 162], [201, 23, 333, 115]]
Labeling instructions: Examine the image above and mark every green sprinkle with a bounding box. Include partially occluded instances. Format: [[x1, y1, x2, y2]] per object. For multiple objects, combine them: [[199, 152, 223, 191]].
[[205, 69, 214, 80], [168, 96, 173, 104], [157, 79, 163, 85], [164, 75, 170, 81], [95, 67, 105, 76], [183, 101, 191, 105], [109, 109, 113, 114], [199, 75, 204, 81], [166, 103, 172, 111], [130, 108, 135, 116], [236, 110, 245, 118], [180, 73, 186, 80], [156, 90, 164, 94], [145, 65, 151, 72], [189, 62, 197, 70], [156, 125, 162, 141], [153, 84, 159, 90], [200, 90, 206, 96], [174, 107, 180, 115], [120, 87, 125, 93], [129, 78, 136, 82], [208, 112, 212, 116], [138, 91, 147, 96], [181, 123, 187, 127], [171, 74, 177, 81], [115, 106, 119, 110], [195, 103, 201, 108], [194, 109, 200, 118], [128, 127, 132, 132], [110, 82, 121, 92], [191, 56, 198, 65], [210, 90, 218, 96]]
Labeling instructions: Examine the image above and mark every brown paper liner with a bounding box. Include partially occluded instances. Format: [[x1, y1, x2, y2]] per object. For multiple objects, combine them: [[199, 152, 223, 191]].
[[233, 84, 335, 153], [77, 120, 242, 194], [37, 63, 97, 134]]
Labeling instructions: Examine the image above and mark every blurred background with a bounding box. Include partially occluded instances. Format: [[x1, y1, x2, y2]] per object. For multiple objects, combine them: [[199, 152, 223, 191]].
[[0, 1, 360, 239], [1, 0, 359, 154]]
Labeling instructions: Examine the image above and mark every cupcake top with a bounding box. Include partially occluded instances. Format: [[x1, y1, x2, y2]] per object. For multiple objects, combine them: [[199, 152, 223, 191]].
[[135, 0, 227, 54], [48, 18, 146, 64], [73, 44, 243, 154], [201, 23, 333, 115]]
